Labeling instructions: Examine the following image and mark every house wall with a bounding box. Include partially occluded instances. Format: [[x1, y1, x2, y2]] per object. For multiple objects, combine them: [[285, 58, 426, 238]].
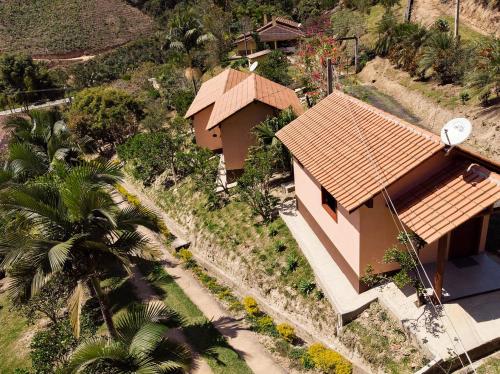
[[293, 159, 362, 285], [192, 105, 222, 151], [358, 152, 449, 275], [220, 102, 275, 171], [236, 39, 257, 55]]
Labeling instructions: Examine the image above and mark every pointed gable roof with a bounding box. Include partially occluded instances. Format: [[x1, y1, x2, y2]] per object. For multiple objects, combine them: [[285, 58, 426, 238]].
[[206, 73, 304, 130], [184, 68, 249, 119], [276, 90, 444, 212]]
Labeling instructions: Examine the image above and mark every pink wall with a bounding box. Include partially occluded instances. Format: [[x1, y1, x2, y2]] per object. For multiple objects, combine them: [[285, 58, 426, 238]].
[[220, 102, 276, 171], [193, 105, 222, 151], [294, 159, 362, 276]]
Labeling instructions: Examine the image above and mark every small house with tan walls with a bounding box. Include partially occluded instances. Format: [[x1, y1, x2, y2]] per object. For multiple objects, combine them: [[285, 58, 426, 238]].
[[277, 90, 500, 301], [185, 68, 303, 180], [235, 16, 305, 56]]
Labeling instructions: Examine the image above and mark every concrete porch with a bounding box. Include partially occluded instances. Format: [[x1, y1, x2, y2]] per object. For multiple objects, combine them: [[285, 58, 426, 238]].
[[422, 253, 500, 301], [279, 200, 500, 362]]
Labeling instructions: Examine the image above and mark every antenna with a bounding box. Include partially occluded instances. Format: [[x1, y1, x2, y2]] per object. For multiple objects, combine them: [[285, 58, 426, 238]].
[[249, 61, 258, 72], [440, 118, 472, 148]]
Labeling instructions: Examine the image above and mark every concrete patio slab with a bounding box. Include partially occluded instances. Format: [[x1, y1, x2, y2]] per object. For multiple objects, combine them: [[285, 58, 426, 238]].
[[422, 253, 500, 301], [280, 201, 500, 364]]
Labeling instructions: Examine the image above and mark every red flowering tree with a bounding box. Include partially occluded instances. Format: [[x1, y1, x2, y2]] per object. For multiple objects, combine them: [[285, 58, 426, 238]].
[[296, 32, 342, 100]]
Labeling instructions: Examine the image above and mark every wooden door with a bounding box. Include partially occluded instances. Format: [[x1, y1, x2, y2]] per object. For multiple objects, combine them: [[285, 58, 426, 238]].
[[448, 216, 482, 259]]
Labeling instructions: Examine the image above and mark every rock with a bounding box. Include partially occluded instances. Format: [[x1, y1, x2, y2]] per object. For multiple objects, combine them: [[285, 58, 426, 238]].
[[172, 237, 190, 250]]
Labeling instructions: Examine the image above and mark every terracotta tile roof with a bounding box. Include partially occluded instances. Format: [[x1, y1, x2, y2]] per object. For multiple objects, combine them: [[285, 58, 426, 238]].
[[236, 17, 304, 43], [184, 68, 249, 118], [394, 162, 500, 243], [206, 74, 304, 130], [276, 90, 444, 212]]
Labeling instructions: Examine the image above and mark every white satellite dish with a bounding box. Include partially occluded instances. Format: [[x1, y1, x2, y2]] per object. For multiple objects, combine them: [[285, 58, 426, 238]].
[[249, 61, 258, 72], [440, 118, 472, 146]]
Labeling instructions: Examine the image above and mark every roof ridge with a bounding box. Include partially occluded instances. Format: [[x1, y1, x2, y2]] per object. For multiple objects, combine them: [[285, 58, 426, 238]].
[[332, 90, 442, 145]]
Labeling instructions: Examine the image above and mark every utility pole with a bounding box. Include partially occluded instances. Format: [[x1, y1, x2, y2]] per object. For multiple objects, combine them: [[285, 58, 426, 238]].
[[327, 58, 333, 95], [404, 0, 413, 22], [454, 0, 460, 39]]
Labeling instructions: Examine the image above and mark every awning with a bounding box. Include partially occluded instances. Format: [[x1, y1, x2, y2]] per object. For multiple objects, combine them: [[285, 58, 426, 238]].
[[394, 162, 500, 243]]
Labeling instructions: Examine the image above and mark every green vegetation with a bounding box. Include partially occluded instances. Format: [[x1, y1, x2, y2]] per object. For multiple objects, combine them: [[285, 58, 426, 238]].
[[139, 261, 253, 374], [0, 293, 31, 373], [257, 50, 292, 86], [340, 302, 428, 373], [67, 87, 143, 152], [477, 355, 500, 374], [0, 0, 153, 55]]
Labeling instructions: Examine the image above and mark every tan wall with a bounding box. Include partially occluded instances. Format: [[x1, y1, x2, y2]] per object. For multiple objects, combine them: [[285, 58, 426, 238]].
[[359, 152, 454, 275], [192, 105, 222, 151], [220, 102, 275, 171], [294, 159, 362, 276], [236, 40, 257, 55]]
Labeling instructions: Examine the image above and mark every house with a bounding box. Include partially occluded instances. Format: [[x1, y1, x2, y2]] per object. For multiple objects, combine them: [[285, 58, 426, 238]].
[[277, 90, 500, 300], [235, 16, 305, 56], [185, 69, 303, 181]]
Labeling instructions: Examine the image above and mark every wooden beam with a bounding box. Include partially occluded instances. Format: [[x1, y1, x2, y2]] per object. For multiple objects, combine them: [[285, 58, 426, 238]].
[[434, 233, 450, 302]]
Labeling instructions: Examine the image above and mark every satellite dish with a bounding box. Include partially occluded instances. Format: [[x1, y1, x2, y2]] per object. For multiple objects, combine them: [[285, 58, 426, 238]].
[[440, 118, 472, 146], [298, 23, 302, 28], [249, 61, 258, 72]]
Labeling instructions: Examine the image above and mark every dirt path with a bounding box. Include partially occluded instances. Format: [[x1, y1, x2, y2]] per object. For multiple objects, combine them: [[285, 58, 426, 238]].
[[115, 188, 286, 374], [128, 266, 213, 374]]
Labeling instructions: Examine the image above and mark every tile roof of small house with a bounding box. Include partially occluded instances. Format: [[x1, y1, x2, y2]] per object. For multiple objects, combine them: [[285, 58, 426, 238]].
[[394, 162, 500, 243], [184, 68, 249, 119], [206, 73, 304, 130], [276, 90, 444, 212], [235, 16, 304, 43]]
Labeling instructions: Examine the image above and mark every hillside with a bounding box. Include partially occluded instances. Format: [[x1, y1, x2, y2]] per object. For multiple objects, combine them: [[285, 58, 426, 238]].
[[0, 0, 154, 57]]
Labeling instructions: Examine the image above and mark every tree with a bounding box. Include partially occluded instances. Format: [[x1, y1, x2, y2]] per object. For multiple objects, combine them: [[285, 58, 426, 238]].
[[466, 38, 499, 106], [387, 22, 429, 75], [67, 87, 143, 153], [163, 5, 215, 90], [66, 301, 191, 373], [178, 145, 228, 209], [362, 232, 427, 305], [418, 32, 470, 84], [254, 107, 297, 173], [117, 122, 188, 185], [237, 148, 279, 222], [374, 10, 399, 57], [0, 54, 58, 109], [296, 0, 338, 21], [3, 110, 80, 184], [0, 161, 160, 339], [257, 50, 292, 86], [330, 9, 366, 39]]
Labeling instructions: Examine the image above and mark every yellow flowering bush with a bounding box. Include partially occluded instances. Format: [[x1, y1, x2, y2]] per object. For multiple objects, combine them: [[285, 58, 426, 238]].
[[307, 343, 352, 374], [277, 323, 296, 342], [242, 296, 260, 316]]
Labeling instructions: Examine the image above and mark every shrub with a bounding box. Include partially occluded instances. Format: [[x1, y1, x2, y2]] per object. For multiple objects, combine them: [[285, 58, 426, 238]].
[[297, 278, 316, 295], [460, 91, 471, 104], [433, 18, 450, 32], [307, 343, 352, 374], [286, 254, 299, 272], [242, 296, 260, 316], [256, 50, 292, 86], [178, 248, 194, 263], [67, 87, 143, 152], [256, 315, 278, 336], [330, 9, 366, 38], [277, 323, 296, 342], [273, 240, 287, 252]]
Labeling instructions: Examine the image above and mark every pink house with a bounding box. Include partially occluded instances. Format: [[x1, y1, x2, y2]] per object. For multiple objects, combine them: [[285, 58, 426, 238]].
[[277, 91, 500, 299], [185, 69, 303, 180]]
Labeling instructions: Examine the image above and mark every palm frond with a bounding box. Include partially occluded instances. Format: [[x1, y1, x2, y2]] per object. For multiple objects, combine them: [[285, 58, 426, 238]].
[[68, 281, 86, 339], [65, 337, 128, 373]]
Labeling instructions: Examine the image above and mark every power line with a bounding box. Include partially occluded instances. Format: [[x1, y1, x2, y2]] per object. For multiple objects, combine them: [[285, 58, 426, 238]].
[[332, 71, 477, 372]]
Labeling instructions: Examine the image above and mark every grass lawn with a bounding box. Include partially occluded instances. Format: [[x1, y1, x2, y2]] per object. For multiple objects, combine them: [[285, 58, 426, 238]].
[[0, 293, 31, 373], [138, 261, 253, 374]]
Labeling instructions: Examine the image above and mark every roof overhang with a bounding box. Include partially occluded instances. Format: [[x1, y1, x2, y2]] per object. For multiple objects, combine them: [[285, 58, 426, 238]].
[[394, 162, 500, 243]]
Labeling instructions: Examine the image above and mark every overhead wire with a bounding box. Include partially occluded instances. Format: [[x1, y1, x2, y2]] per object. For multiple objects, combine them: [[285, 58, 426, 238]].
[[330, 66, 477, 372]]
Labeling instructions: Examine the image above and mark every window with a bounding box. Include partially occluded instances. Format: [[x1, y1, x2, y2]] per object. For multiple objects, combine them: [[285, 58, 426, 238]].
[[321, 187, 337, 222]]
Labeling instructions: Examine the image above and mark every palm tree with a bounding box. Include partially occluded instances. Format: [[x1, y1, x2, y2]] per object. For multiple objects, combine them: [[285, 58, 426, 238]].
[[3, 109, 80, 183], [466, 38, 500, 106], [0, 161, 160, 339], [254, 108, 297, 173], [66, 301, 192, 373], [163, 6, 215, 92]]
